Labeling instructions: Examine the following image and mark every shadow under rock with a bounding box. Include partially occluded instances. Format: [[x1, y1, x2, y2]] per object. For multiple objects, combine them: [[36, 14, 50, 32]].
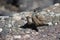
[[20, 23, 49, 32]]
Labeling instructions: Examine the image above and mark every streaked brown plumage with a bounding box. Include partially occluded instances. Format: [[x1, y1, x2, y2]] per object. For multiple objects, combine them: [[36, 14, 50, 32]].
[[26, 14, 47, 26]]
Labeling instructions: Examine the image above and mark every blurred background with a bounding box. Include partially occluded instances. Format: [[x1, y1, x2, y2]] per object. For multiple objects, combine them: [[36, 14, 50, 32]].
[[0, 0, 60, 12]]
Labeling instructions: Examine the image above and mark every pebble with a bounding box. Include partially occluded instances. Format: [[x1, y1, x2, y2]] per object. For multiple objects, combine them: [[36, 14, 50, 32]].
[[23, 34, 30, 38], [48, 22, 53, 25], [41, 29, 44, 32], [12, 20, 15, 24], [32, 32, 35, 35], [53, 7, 57, 9], [31, 30, 39, 35], [26, 31, 30, 34], [35, 32, 39, 35], [37, 13, 40, 15], [54, 3, 60, 7], [43, 35, 47, 37], [47, 10, 51, 12], [1, 17, 4, 20], [39, 29, 44, 32], [13, 13, 21, 21], [25, 30, 31, 34], [9, 29, 12, 32], [55, 13, 60, 16], [13, 16, 21, 21], [40, 11, 47, 14], [32, 32, 38, 35], [6, 35, 13, 40], [0, 28, 3, 32], [54, 36, 56, 38], [8, 24, 12, 27], [18, 25, 21, 27], [50, 12, 54, 15], [55, 23, 58, 25], [13, 35, 21, 39]]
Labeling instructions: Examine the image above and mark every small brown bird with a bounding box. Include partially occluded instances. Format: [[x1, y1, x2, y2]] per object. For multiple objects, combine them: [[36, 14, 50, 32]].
[[26, 14, 47, 26], [32, 15, 47, 26]]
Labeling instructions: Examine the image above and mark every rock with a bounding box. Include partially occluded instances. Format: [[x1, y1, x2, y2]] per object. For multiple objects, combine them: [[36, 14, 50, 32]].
[[23, 34, 30, 38], [47, 9, 51, 12], [5, 35, 13, 40], [48, 22, 53, 25], [0, 28, 3, 32], [43, 35, 47, 37], [13, 35, 21, 39], [12, 13, 21, 21], [25, 29, 31, 34], [54, 22, 58, 25], [54, 3, 60, 7], [8, 24, 12, 28]]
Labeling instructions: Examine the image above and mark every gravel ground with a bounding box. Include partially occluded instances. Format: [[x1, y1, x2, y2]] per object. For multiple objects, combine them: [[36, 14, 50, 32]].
[[0, 20, 60, 40]]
